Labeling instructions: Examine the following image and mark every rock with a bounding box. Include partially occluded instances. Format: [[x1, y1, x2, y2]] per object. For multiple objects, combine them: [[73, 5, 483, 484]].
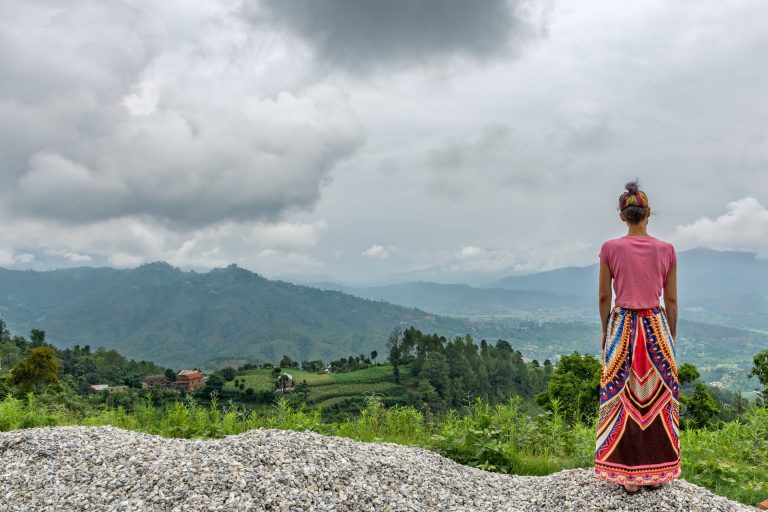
[[0, 426, 758, 511]]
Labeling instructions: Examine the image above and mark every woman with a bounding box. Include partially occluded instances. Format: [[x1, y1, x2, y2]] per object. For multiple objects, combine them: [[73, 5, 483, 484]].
[[594, 181, 680, 493]]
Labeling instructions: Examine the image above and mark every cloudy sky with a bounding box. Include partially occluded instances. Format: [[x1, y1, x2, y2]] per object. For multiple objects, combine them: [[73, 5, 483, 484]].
[[1, 0, 767, 284]]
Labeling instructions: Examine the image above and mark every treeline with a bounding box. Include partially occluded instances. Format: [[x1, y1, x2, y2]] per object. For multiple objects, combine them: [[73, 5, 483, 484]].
[[274, 351, 379, 373], [0, 319, 166, 398], [4, 314, 765, 431], [386, 327, 552, 410]]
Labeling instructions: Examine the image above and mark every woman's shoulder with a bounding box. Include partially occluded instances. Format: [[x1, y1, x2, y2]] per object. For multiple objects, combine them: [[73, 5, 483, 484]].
[[600, 236, 625, 248], [599, 237, 621, 257], [600, 236, 676, 255], [650, 236, 676, 252]]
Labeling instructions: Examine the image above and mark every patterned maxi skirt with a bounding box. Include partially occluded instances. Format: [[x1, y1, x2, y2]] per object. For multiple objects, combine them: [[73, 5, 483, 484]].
[[595, 306, 681, 485]]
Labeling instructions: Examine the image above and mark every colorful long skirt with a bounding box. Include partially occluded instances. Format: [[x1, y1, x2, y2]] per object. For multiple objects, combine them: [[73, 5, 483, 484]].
[[595, 306, 681, 485]]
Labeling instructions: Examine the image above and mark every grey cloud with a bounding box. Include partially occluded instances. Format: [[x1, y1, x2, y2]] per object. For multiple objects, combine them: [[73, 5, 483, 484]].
[[0, 1, 364, 226], [424, 124, 560, 197], [0, 214, 330, 273], [251, 0, 547, 71]]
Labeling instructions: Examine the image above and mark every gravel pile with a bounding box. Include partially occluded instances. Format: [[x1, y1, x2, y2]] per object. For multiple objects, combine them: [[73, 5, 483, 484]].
[[0, 426, 757, 511]]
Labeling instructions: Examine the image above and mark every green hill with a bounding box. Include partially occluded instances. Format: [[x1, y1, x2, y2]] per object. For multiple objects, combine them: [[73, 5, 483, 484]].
[[0, 263, 470, 368]]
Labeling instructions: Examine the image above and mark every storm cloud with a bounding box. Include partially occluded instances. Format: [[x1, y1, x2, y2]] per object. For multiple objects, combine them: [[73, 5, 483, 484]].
[[0, 0, 364, 226], [251, 0, 547, 71]]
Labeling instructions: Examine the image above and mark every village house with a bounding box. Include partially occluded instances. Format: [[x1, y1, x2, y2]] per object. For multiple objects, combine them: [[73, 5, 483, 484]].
[[91, 384, 130, 393], [276, 373, 294, 393], [176, 370, 204, 391], [141, 371, 205, 392], [141, 374, 169, 389]]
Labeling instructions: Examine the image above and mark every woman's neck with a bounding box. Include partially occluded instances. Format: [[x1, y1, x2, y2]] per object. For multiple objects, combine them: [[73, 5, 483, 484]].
[[626, 224, 649, 236]]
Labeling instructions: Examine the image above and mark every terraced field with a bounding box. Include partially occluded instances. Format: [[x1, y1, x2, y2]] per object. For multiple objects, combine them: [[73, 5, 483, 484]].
[[225, 365, 405, 409], [232, 369, 335, 389]]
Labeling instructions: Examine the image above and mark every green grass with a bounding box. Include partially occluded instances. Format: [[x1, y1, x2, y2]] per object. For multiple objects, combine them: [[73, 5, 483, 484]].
[[680, 408, 768, 504], [328, 365, 393, 384], [228, 365, 396, 394], [309, 382, 404, 403], [0, 395, 73, 430], [229, 368, 334, 391]]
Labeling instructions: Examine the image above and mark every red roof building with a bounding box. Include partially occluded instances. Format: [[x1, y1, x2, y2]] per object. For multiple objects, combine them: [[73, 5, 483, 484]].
[[176, 370, 204, 391]]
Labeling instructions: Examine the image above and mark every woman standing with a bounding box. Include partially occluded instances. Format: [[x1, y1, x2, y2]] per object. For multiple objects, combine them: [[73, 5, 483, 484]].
[[594, 181, 681, 493]]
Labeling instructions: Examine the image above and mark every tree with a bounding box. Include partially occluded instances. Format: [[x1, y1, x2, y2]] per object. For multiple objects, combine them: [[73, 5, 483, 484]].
[[542, 359, 553, 378], [749, 349, 768, 403], [370, 350, 378, 362], [13, 335, 28, 351], [219, 366, 237, 382], [29, 329, 46, 348], [535, 352, 601, 425], [123, 372, 142, 388], [416, 379, 441, 408], [204, 373, 225, 396], [421, 352, 449, 398], [730, 391, 749, 418], [294, 379, 310, 403], [679, 363, 700, 385], [9, 346, 61, 393], [387, 327, 402, 384], [301, 359, 325, 373], [164, 368, 177, 382], [684, 382, 720, 428], [279, 355, 298, 369], [0, 340, 21, 373], [0, 318, 10, 341]]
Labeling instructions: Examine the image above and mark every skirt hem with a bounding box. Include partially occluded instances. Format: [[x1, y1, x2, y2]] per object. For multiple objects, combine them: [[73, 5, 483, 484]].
[[594, 466, 681, 486]]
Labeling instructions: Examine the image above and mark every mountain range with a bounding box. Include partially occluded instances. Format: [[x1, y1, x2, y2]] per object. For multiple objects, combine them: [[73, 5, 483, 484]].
[[309, 248, 768, 330], [492, 247, 768, 300], [0, 263, 470, 368], [0, 248, 766, 393]]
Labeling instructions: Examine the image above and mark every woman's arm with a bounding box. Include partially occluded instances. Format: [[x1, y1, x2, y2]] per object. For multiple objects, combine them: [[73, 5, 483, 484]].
[[598, 262, 612, 351], [663, 263, 678, 340]]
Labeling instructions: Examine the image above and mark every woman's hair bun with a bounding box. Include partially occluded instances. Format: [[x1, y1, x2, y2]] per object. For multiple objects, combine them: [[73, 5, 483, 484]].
[[618, 179, 649, 219], [625, 180, 639, 195]]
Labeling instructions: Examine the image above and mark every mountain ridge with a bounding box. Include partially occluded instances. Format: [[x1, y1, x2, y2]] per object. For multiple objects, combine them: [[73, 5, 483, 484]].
[[2, 249, 766, 384], [0, 263, 470, 368]]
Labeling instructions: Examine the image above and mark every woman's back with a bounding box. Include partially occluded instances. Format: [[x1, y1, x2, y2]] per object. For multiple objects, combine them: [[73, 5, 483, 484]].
[[599, 235, 676, 309], [595, 181, 680, 492]]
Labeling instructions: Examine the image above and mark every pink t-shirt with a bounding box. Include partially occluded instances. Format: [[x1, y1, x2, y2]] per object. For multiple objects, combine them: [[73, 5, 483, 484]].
[[598, 235, 677, 309]]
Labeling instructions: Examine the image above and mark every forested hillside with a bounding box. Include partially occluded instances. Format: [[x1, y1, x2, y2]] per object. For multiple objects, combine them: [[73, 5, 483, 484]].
[[2, 262, 766, 392], [0, 264, 469, 367]]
